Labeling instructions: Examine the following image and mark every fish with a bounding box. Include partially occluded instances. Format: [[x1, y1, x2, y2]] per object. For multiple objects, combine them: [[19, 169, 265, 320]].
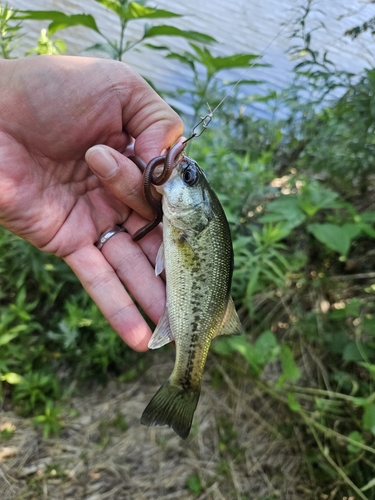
[[141, 153, 242, 439]]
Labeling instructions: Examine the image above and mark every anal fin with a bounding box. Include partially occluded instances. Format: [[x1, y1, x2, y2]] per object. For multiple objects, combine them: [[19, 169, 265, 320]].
[[148, 305, 174, 349], [214, 296, 242, 338]]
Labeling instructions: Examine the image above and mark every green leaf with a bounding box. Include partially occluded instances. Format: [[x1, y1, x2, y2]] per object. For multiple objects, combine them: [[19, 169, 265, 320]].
[[341, 223, 362, 240], [298, 184, 339, 215], [245, 265, 260, 298], [359, 211, 375, 223], [260, 196, 306, 227], [347, 430, 364, 453], [363, 403, 375, 435], [342, 341, 371, 362], [94, 0, 124, 17], [325, 331, 350, 354], [210, 53, 262, 71], [214, 332, 278, 376], [16, 10, 69, 21], [359, 221, 375, 238], [0, 331, 19, 346], [254, 330, 279, 361], [95, 0, 182, 21], [187, 473, 203, 496], [0, 428, 14, 440], [17, 11, 100, 36], [263, 221, 295, 243], [1, 372, 23, 384], [287, 392, 301, 412], [85, 42, 119, 59], [278, 344, 300, 384], [187, 43, 262, 77], [144, 25, 215, 44], [363, 316, 375, 335], [166, 52, 196, 72], [224, 79, 264, 86], [48, 15, 100, 36], [362, 478, 375, 492], [307, 223, 352, 256], [344, 298, 362, 317], [143, 43, 171, 51], [128, 2, 180, 20]]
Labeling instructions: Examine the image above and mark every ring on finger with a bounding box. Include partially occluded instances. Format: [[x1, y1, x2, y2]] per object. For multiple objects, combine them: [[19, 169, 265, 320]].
[[95, 225, 127, 251]]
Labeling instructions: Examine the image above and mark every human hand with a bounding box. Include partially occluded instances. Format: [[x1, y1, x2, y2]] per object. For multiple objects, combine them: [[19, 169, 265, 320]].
[[0, 55, 184, 351]]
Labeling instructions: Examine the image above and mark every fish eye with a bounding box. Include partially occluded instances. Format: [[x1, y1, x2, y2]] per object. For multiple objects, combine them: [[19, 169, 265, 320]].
[[181, 164, 198, 187]]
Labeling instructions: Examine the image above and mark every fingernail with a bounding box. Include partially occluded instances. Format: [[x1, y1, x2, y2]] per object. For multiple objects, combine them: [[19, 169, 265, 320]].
[[86, 146, 118, 178]]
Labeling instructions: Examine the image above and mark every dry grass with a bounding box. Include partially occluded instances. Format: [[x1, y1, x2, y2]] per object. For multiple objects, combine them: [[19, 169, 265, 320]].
[[0, 354, 304, 500]]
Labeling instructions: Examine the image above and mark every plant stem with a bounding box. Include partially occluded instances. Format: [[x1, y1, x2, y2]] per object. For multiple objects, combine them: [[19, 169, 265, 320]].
[[255, 379, 375, 456], [307, 422, 368, 500], [118, 18, 127, 60]]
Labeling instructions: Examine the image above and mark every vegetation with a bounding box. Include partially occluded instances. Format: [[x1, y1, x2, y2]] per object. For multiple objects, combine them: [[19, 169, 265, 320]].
[[1, 0, 375, 498]]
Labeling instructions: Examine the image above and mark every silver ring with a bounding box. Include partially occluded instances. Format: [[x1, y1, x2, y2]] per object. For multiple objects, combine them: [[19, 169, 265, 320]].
[[96, 225, 127, 251]]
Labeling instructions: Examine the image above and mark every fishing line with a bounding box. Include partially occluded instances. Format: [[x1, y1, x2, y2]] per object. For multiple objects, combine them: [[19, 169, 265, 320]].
[[183, 22, 289, 144]]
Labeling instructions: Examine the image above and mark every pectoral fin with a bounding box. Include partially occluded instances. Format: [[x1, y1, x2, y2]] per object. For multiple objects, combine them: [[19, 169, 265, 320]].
[[155, 243, 165, 276], [148, 305, 174, 349], [214, 297, 242, 338], [178, 233, 197, 257]]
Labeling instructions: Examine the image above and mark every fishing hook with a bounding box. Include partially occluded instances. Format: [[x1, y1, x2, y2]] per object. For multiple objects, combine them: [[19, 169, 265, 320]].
[[183, 104, 213, 145], [130, 139, 186, 242]]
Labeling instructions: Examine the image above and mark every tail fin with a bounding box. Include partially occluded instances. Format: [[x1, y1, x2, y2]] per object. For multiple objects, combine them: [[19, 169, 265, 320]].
[[141, 380, 201, 439]]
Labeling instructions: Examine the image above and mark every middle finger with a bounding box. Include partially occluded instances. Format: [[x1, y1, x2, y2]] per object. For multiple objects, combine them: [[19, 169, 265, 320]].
[[99, 227, 165, 326]]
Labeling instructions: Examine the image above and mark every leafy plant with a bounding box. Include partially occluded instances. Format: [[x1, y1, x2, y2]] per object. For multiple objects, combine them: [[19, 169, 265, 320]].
[[0, 427, 14, 440], [16, 1, 215, 61], [187, 473, 204, 497], [0, 226, 146, 415], [166, 42, 264, 122], [26, 28, 66, 55], [32, 401, 63, 438], [232, 223, 301, 309], [345, 14, 375, 40], [214, 330, 280, 377], [0, 3, 22, 58], [13, 371, 60, 414]]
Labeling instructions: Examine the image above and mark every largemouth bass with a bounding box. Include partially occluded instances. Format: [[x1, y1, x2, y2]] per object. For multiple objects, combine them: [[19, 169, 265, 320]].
[[141, 153, 242, 439]]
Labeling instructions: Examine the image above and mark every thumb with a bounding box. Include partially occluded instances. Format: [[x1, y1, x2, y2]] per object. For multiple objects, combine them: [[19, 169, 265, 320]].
[[85, 144, 155, 221]]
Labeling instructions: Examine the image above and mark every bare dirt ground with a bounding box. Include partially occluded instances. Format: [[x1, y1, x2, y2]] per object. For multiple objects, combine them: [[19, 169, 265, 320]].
[[0, 355, 303, 500]]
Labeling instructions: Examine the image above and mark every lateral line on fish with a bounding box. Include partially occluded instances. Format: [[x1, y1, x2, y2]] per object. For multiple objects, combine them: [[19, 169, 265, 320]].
[[184, 23, 288, 143]]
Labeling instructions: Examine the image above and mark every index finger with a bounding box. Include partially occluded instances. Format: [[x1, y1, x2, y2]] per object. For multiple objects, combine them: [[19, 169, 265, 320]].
[[117, 65, 184, 162]]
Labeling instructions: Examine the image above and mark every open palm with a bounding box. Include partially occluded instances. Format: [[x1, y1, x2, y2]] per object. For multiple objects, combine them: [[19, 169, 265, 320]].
[[0, 55, 183, 351]]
